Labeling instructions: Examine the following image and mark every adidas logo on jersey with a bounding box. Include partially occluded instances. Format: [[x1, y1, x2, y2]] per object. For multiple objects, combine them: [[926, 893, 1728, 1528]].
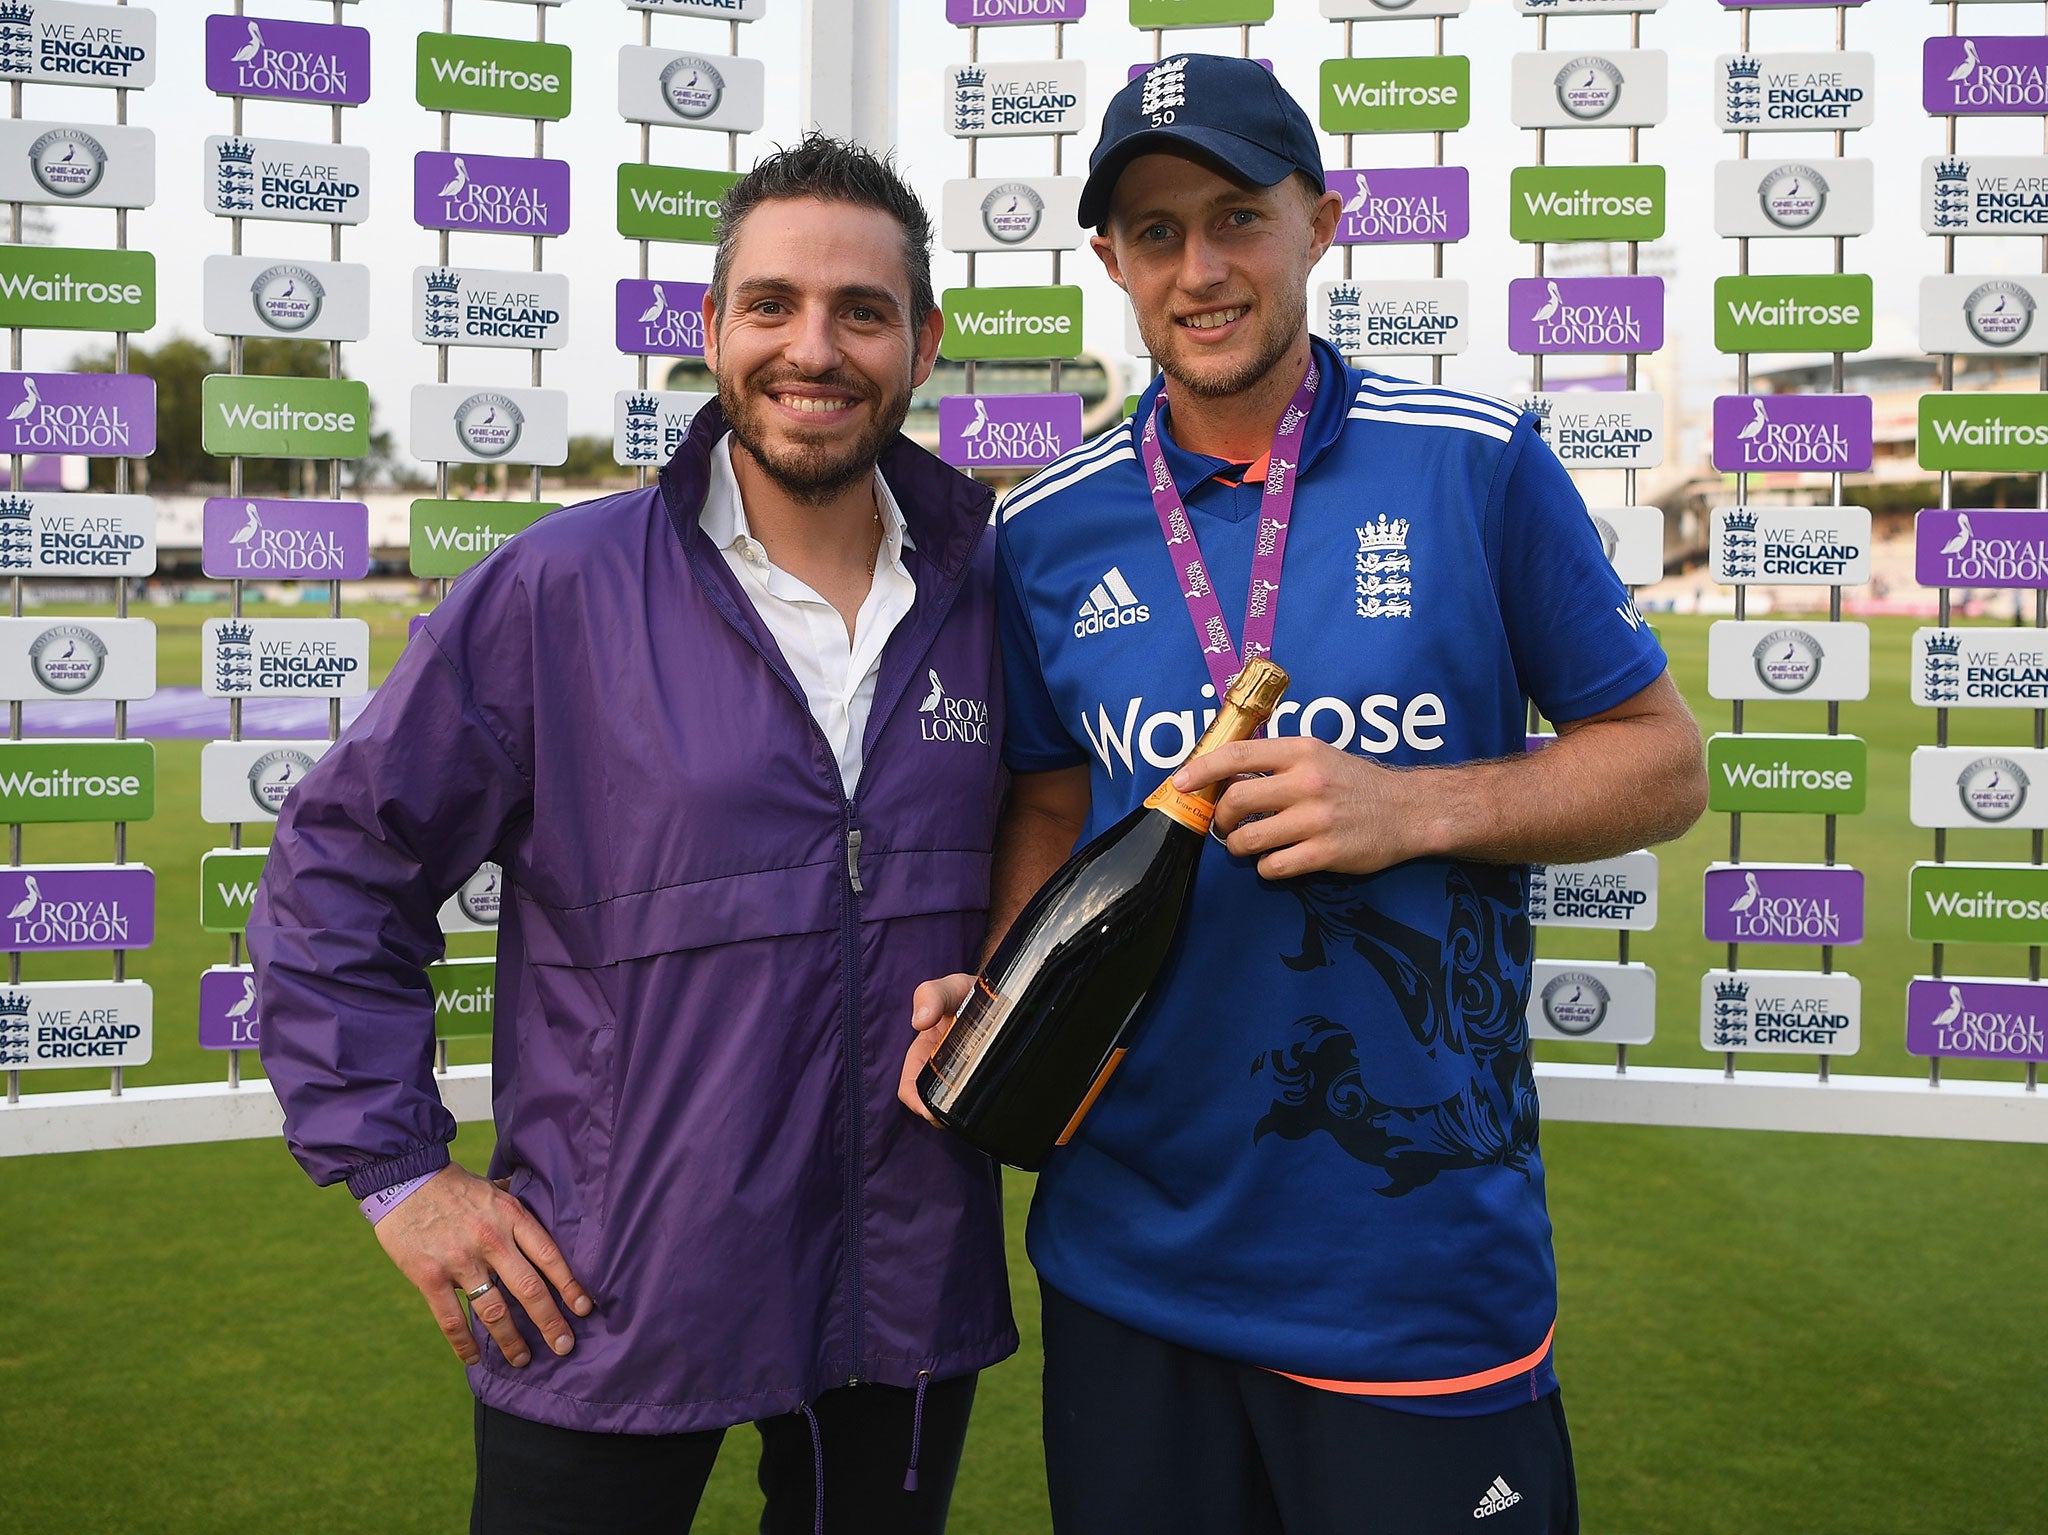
[[1074, 567, 1151, 639], [1472, 1475, 1523, 1519]]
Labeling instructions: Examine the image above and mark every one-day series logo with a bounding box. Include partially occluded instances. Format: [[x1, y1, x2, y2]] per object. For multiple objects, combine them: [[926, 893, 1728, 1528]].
[[943, 61, 1086, 139], [1325, 166, 1468, 246], [0, 1, 157, 90], [0, 119, 153, 209], [1699, 969, 1861, 1055], [204, 13, 369, 106], [411, 384, 568, 467], [618, 46, 765, 133], [1525, 958, 1655, 1046], [1703, 863, 1864, 946], [1711, 393, 1872, 474], [614, 278, 708, 357], [1706, 620, 1871, 703], [0, 492, 154, 577], [0, 372, 153, 457], [204, 136, 369, 225], [1714, 51, 1873, 132], [937, 393, 1081, 470], [1508, 49, 1667, 130], [0, 864, 155, 953], [1920, 274, 2048, 353], [417, 151, 570, 237], [1712, 158, 1874, 239], [1506, 275, 1662, 355], [197, 738, 328, 824], [0, 979, 152, 1070], [1319, 280, 1467, 356], [940, 177, 1081, 254], [200, 499, 369, 582]]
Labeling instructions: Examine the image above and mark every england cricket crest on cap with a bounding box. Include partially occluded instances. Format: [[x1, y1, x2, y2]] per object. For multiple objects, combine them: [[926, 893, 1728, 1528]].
[[1140, 55, 1188, 124]]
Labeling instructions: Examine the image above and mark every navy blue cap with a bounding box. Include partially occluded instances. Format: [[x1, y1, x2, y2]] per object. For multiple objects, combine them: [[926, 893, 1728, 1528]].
[[1079, 54, 1325, 230]]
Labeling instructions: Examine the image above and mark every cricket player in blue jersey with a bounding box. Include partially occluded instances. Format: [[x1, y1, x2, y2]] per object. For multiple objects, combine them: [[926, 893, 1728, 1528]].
[[902, 55, 1706, 1534]]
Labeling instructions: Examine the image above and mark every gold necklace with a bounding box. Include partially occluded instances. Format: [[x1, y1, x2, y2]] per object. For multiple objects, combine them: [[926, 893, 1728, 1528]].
[[865, 498, 883, 580]]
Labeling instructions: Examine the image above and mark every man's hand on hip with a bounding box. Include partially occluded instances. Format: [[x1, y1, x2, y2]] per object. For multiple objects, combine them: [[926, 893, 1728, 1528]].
[[373, 1163, 592, 1369], [898, 973, 974, 1125], [1173, 737, 1435, 880]]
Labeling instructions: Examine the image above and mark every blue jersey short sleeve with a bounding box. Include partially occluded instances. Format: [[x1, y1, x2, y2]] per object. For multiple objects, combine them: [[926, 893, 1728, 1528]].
[[1493, 423, 1669, 725], [996, 516, 1087, 774]]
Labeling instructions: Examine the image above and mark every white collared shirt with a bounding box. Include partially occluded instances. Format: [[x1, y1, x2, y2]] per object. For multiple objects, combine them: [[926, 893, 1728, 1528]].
[[700, 432, 918, 798]]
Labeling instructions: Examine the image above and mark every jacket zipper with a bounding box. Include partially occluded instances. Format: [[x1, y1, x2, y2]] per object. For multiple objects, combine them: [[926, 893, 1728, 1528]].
[[841, 808, 866, 1386]]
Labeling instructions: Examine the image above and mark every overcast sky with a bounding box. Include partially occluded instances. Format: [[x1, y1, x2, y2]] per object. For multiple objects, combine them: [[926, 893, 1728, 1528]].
[[19, 0, 2031, 473]]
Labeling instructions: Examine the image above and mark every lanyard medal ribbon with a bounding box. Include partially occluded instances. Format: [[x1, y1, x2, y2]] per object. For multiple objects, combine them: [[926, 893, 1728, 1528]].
[[1137, 359, 1320, 704]]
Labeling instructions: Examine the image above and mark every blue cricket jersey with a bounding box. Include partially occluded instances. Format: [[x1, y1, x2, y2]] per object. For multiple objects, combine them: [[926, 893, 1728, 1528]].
[[996, 339, 1669, 1414]]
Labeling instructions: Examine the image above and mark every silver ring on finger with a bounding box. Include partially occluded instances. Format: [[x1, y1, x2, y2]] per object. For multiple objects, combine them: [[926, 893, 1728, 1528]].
[[465, 1279, 496, 1302]]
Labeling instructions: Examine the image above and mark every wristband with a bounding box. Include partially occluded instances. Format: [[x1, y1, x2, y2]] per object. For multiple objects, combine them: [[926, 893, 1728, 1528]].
[[360, 1171, 439, 1225]]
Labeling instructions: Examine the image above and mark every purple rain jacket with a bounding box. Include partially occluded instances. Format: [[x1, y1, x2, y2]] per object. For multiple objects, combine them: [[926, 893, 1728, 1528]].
[[249, 401, 1017, 1434]]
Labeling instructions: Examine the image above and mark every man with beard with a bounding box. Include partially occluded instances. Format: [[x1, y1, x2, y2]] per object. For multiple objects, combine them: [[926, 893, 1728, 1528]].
[[251, 135, 1014, 1534], [901, 57, 1704, 1534]]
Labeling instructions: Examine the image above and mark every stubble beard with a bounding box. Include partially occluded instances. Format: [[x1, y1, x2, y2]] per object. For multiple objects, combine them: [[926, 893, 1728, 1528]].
[[1145, 284, 1308, 402], [719, 368, 912, 507]]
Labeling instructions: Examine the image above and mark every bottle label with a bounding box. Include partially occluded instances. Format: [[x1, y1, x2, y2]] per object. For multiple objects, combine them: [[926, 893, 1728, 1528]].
[[1142, 779, 1217, 837], [925, 977, 1012, 1110]]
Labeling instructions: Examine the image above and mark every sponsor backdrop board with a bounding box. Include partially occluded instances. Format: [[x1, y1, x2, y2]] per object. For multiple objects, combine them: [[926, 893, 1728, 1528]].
[[410, 384, 571, 467], [941, 177, 1084, 254], [1704, 863, 1864, 947], [202, 255, 370, 343], [0, 980, 153, 1071], [200, 618, 370, 700], [944, 62, 1087, 139], [1712, 157, 1873, 239], [199, 849, 267, 933], [1909, 747, 2048, 830], [204, 137, 370, 225], [0, 740, 153, 824], [1706, 620, 1872, 702], [409, 500, 559, 578], [1920, 275, 2048, 355], [201, 498, 370, 582], [199, 739, 332, 824], [439, 864, 506, 936], [1701, 970, 1861, 1056], [1508, 50, 1668, 130], [1527, 959, 1656, 1045], [412, 266, 569, 351], [1713, 53, 1875, 132], [1906, 977, 2048, 1063], [1908, 863, 2048, 945], [617, 47, 765, 133], [1529, 851, 1659, 931], [432, 957, 497, 1040], [0, 121, 155, 209], [1909, 629, 2048, 709], [1522, 391, 1663, 470], [198, 966, 259, 1052], [1327, 166, 1469, 245], [1709, 733, 1867, 816], [1709, 506, 1871, 587], [0, 493, 155, 578], [1586, 505, 1664, 586], [0, 618, 155, 702], [0, 864, 155, 953], [612, 390, 713, 469], [1318, 280, 1469, 358]]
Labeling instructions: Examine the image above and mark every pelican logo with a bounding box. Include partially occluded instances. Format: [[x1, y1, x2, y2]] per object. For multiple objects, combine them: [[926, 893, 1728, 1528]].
[[659, 54, 725, 121], [28, 127, 104, 200], [1751, 628, 1823, 694], [1958, 756, 2028, 824], [918, 669, 989, 745], [457, 863, 503, 926], [249, 263, 324, 334], [1757, 163, 1826, 232], [980, 182, 1044, 245], [1965, 280, 2035, 348], [1540, 970, 1609, 1037], [454, 392, 523, 459], [1554, 55, 1622, 121], [27, 624, 105, 694], [247, 748, 316, 816]]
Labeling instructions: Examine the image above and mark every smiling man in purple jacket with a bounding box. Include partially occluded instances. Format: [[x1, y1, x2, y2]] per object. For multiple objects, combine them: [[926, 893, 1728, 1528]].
[[249, 135, 1015, 1534]]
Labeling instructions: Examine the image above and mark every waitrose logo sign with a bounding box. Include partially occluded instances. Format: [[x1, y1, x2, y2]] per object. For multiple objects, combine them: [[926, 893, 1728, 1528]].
[[1714, 274, 1872, 353], [1707, 733, 1865, 815], [202, 375, 370, 459], [0, 247, 153, 331], [1919, 392, 2048, 472], [409, 499, 559, 579], [617, 164, 737, 243], [942, 286, 1083, 361], [1319, 56, 1470, 134], [0, 740, 153, 824], [416, 33, 571, 119], [1509, 166, 1664, 242]]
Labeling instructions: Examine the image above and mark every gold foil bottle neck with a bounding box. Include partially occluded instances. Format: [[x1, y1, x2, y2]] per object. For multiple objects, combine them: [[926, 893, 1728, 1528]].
[[1141, 656, 1291, 834]]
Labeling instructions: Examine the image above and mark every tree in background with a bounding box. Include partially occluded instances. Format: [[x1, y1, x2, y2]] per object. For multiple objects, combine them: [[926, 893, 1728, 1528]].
[[69, 334, 393, 494]]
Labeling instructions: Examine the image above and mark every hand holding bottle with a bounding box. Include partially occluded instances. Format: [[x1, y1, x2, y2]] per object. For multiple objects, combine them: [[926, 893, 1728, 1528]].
[[898, 973, 973, 1125]]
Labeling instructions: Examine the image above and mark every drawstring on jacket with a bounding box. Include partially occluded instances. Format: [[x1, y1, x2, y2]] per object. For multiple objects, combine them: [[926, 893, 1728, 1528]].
[[902, 1370, 931, 1493], [800, 1401, 825, 1535]]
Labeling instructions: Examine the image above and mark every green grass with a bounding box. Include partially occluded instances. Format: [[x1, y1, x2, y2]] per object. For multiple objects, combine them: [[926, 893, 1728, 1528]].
[[3, 612, 2046, 1532]]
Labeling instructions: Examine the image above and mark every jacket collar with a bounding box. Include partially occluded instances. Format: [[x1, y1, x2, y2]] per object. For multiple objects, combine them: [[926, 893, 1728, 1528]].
[[658, 396, 992, 578]]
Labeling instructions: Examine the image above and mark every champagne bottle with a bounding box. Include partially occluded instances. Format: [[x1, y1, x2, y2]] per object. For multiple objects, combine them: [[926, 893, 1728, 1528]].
[[918, 659, 1289, 1170]]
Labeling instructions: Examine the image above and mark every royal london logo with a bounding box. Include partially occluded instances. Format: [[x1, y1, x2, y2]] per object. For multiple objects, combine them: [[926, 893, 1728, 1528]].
[[1140, 55, 1188, 126], [1958, 755, 2029, 824], [250, 263, 323, 334], [1722, 54, 1761, 126], [455, 392, 524, 459], [1965, 280, 2035, 348], [660, 55, 725, 121], [457, 863, 503, 926], [951, 65, 987, 133], [247, 747, 316, 815], [1075, 567, 1150, 640], [917, 668, 989, 746], [1355, 514, 1413, 620], [28, 623, 105, 695], [1933, 156, 1971, 231], [1710, 977, 1751, 1049], [1922, 629, 1963, 705]]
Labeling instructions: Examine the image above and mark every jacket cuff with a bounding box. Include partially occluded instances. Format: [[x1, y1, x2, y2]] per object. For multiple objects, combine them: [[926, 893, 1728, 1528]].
[[343, 1142, 453, 1201]]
